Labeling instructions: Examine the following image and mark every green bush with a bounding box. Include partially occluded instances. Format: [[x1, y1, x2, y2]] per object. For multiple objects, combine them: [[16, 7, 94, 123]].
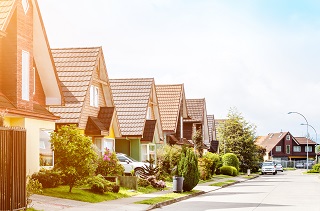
[[222, 153, 239, 171], [137, 178, 151, 187], [26, 177, 43, 207], [198, 156, 214, 180], [156, 145, 182, 180], [312, 164, 320, 172], [87, 175, 115, 194], [220, 166, 234, 176], [96, 148, 124, 177], [307, 169, 319, 173], [31, 169, 61, 188], [178, 147, 200, 191], [231, 166, 238, 176]]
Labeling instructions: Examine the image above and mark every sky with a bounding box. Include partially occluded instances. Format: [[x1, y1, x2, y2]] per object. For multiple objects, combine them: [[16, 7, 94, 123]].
[[37, 0, 320, 141]]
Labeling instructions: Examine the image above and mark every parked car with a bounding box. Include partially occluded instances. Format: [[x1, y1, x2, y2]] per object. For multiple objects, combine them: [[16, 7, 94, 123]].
[[295, 162, 304, 168], [304, 161, 314, 169], [116, 153, 148, 176], [276, 163, 283, 172], [261, 161, 277, 175]]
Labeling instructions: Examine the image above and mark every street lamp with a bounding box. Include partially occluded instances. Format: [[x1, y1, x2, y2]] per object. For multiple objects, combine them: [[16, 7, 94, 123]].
[[288, 112, 309, 170]]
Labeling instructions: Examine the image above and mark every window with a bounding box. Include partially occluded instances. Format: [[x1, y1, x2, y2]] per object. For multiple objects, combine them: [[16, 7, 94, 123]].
[[90, 85, 99, 107], [22, 50, 30, 101], [305, 146, 312, 152], [22, 0, 29, 14], [286, 135, 290, 140], [146, 106, 151, 120], [275, 146, 281, 152], [141, 144, 149, 162], [286, 145, 290, 154], [93, 138, 114, 155], [39, 129, 54, 167], [293, 146, 301, 152]]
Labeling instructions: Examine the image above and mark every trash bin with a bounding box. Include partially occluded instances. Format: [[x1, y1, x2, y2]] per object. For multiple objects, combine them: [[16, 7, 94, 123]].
[[247, 169, 250, 176], [173, 176, 184, 193]]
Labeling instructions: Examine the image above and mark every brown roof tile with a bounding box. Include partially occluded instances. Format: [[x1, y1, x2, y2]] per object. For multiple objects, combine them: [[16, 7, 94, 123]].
[[295, 137, 316, 145], [255, 132, 289, 152], [49, 47, 100, 123], [207, 114, 214, 141], [156, 84, 183, 132], [0, 0, 16, 33], [185, 98, 205, 122], [110, 78, 153, 136]]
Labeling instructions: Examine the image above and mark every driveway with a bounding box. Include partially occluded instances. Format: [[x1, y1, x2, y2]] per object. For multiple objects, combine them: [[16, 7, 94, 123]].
[[154, 169, 320, 211]]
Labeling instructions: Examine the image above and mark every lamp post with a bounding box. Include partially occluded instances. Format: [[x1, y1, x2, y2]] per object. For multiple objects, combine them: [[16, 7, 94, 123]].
[[301, 123, 317, 162], [288, 112, 309, 170]]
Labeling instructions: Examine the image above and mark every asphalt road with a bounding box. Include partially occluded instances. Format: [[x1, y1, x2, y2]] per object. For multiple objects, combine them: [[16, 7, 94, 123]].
[[153, 169, 320, 211]]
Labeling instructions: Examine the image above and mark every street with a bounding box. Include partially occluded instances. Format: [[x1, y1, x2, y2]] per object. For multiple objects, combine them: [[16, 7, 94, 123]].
[[154, 169, 320, 211]]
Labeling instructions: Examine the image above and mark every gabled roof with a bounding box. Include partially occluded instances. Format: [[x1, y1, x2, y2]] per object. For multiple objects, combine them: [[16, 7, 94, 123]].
[[295, 137, 316, 145], [185, 98, 206, 122], [207, 114, 214, 141], [0, 0, 16, 37], [155, 84, 187, 132], [255, 132, 291, 152], [49, 47, 101, 123], [110, 78, 154, 136]]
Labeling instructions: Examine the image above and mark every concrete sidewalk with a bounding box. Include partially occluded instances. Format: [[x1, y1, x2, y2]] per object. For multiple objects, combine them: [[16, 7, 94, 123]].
[[30, 175, 256, 211]]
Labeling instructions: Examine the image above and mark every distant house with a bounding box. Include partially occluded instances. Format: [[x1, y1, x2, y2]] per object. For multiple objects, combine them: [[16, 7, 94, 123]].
[[110, 78, 163, 162], [255, 132, 316, 161], [184, 98, 210, 150], [0, 0, 63, 174], [49, 47, 119, 157], [155, 84, 189, 145], [207, 114, 219, 153]]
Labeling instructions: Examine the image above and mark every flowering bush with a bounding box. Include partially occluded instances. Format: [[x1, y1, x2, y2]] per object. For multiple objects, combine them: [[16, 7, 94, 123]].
[[96, 148, 124, 176], [147, 175, 166, 189]]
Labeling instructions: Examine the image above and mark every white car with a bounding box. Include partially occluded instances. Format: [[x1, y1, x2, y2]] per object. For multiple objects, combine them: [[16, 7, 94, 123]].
[[261, 162, 277, 175], [116, 153, 148, 176], [276, 163, 283, 172]]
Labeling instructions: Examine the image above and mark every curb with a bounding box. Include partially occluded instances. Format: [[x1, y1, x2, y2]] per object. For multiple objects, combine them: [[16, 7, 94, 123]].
[[147, 175, 260, 210]]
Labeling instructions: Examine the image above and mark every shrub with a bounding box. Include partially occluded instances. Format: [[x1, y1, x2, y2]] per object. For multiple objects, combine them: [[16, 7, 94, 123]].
[[215, 161, 223, 175], [156, 145, 182, 180], [141, 158, 159, 178], [87, 175, 115, 194], [220, 166, 234, 176], [312, 164, 320, 172], [222, 153, 239, 171], [231, 166, 238, 176], [26, 177, 43, 207], [138, 178, 151, 187], [96, 148, 124, 177], [205, 153, 221, 175], [198, 152, 221, 179], [31, 169, 61, 188], [178, 147, 200, 191]]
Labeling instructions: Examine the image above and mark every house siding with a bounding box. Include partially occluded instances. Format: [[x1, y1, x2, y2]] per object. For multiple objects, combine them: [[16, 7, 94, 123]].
[[33, 67, 46, 106]]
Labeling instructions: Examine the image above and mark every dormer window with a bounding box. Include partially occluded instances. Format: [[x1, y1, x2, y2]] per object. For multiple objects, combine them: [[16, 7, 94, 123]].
[[22, 0, 29, 14], [90, 85, 99, 107]]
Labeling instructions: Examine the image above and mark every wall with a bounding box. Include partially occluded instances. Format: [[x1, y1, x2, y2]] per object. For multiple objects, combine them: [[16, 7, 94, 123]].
[[130, 139, 140, 161]]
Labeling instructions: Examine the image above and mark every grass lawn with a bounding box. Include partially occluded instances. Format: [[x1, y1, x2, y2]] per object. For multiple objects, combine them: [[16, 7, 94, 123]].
[[41, 185, 159, 203], [210, 180, 237, 187], [134, 190, 200, 205]]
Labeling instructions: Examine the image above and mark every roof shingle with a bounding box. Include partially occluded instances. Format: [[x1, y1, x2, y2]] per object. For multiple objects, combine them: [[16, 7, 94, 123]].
[[185, 99, 205, 122]]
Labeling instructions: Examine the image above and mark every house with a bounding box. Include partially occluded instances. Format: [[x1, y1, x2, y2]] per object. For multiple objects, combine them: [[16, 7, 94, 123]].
[[0, 0, 63, 174], [49, 47, 120, 156], [155, 84, 189, 145], [109, 78, 163, 162], [207, 114, 219, 153], [183, 98, 210, 150], [255, 132, 316, 162]]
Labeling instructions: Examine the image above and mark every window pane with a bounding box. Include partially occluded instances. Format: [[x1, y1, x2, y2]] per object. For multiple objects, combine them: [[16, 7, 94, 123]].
[[22, 50, 30, 101], [39, 129, 53, 166]]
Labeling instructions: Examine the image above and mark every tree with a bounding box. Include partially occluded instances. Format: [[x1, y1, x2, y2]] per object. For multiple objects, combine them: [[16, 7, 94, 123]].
[[50, 125, 98, 192], [218, 108, 264, 172], [193, 129, 203, 157], [178, 147, 200, 191]]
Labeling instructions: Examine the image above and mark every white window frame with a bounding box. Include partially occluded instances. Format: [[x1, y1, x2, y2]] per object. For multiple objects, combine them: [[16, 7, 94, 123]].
[[146, 106, 151, 120], [141, 144, 149, 162], [39, 129, 54, 167], [286, 135, 290, 140], [293, 146, 301, 152], [275, 146, 281, 152], [22, 50, 30, 101], [90, 85, 99, 107], [305, 146, 312, 152], [286, 145, 290, 154]]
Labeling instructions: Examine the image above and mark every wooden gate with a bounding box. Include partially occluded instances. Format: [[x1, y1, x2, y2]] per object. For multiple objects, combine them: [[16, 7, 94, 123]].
[[0, 127, 27, 211]]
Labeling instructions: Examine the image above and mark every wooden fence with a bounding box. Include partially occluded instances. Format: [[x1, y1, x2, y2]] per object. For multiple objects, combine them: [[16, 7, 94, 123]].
[[0, 127, 27, 211]]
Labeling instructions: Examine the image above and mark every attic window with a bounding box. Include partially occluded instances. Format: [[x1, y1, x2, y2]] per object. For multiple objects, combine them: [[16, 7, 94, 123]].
[[22, 0, 29, 14], [286, 135, 290, 140], [90, 85, 99, 107]]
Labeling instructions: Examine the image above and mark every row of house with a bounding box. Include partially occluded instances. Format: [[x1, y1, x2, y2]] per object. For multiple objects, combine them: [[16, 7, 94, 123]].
[[0, 0, 219, 175]]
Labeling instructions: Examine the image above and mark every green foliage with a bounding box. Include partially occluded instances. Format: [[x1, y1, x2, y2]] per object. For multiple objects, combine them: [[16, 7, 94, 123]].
[[312, 164, 320, 172], [193, 129, 203, 157], [50, 125, 98, 192], [204, 152, 221, 175], [178, 148, 200, 191], [96, 148, 124, 176], [222, 153, 239, 171], [31, 168, 61, 188], [138, 178, 151, 187], [156, 145, 182, 179], [26, 177, 43, 207], [142, 158, 159, 178], [218, 108, 264, 172], [198, 154, 214, 180], [86, 174, 115, 193], [220, 166, 237, 176]]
